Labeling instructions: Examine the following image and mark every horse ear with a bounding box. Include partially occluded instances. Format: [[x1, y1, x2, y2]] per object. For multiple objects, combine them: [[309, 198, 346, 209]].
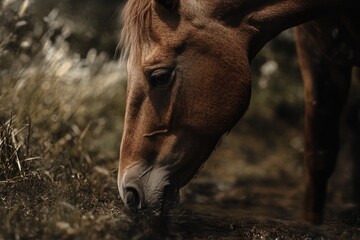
[[155, 0, 179, 11]]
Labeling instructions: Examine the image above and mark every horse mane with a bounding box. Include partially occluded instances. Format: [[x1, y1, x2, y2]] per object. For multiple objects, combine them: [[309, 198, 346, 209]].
[[119, 0, 153, 61]]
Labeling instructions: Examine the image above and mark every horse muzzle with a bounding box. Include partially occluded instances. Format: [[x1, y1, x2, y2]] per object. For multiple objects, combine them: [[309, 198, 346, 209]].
[[118, 165, 180, 214]]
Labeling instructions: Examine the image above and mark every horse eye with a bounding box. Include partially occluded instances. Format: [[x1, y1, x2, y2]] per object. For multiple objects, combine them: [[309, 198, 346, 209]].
[[149, 68, 173, 86]]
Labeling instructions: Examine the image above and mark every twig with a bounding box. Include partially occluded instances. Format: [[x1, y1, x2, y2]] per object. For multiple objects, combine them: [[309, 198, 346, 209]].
[[11, 129, 22, 175], [24, 156, 42, 162], [27, 116, 31, 157]]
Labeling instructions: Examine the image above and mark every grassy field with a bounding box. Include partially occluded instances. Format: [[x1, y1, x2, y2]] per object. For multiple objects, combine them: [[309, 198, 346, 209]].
[[0, 3, 128, 238], [1, 1, 360, 239]]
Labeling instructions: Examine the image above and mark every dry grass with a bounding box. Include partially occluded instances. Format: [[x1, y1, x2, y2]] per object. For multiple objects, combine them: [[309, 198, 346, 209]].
[[0, 2, 129, 238], [0, 2, 127, 172], [0, 116, 30, 181]]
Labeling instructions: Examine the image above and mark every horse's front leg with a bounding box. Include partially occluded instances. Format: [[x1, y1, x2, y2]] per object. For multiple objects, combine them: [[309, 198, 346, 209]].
[[294, 23, 351, 224]]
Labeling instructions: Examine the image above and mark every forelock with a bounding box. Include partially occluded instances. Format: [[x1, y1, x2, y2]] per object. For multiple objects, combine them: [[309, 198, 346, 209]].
[[119, 0, 153, 61]]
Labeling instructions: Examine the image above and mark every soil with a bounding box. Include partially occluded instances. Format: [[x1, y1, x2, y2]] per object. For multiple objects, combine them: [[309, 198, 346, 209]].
[[1, 171, 359, 240]]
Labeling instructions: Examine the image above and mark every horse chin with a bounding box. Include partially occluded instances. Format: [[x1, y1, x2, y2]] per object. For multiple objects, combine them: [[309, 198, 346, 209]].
[[145, 184, 180, 216], [161, 185, 180, 214]]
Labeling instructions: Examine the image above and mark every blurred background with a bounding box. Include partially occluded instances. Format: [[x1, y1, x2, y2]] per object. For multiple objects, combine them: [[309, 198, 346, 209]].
[[1, 0, 359, 238]]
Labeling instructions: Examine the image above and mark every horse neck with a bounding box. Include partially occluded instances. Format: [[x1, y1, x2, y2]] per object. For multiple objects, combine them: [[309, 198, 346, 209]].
[[239, 0, 351, 59]]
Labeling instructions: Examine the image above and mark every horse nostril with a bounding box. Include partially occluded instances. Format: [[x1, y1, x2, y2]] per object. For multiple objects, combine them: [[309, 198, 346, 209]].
[[125, 187, 141, 211]]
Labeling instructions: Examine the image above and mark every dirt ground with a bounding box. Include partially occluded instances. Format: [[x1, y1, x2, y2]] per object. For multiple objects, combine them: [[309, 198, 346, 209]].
[[1, 171, 359, 240]]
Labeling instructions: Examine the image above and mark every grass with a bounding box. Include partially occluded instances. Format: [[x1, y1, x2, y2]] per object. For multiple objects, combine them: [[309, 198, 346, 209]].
[[0, 116, 30, 181], [0, 3, 129, 238]]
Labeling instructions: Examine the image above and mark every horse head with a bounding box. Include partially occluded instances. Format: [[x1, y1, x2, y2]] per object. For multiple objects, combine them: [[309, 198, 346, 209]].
[[118, 0, 255, 213]]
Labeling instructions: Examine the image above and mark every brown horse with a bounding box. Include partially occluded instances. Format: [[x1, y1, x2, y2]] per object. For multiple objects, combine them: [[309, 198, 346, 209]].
[[117, 0, 359, 224]]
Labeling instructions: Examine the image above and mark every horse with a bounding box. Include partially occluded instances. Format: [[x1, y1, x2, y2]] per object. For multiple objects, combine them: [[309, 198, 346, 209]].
[[117, 0, 359, 224]]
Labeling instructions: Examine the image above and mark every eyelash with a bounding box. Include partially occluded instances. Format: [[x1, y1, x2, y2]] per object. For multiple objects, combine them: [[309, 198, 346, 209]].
[[148, 68, 175, 87]]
